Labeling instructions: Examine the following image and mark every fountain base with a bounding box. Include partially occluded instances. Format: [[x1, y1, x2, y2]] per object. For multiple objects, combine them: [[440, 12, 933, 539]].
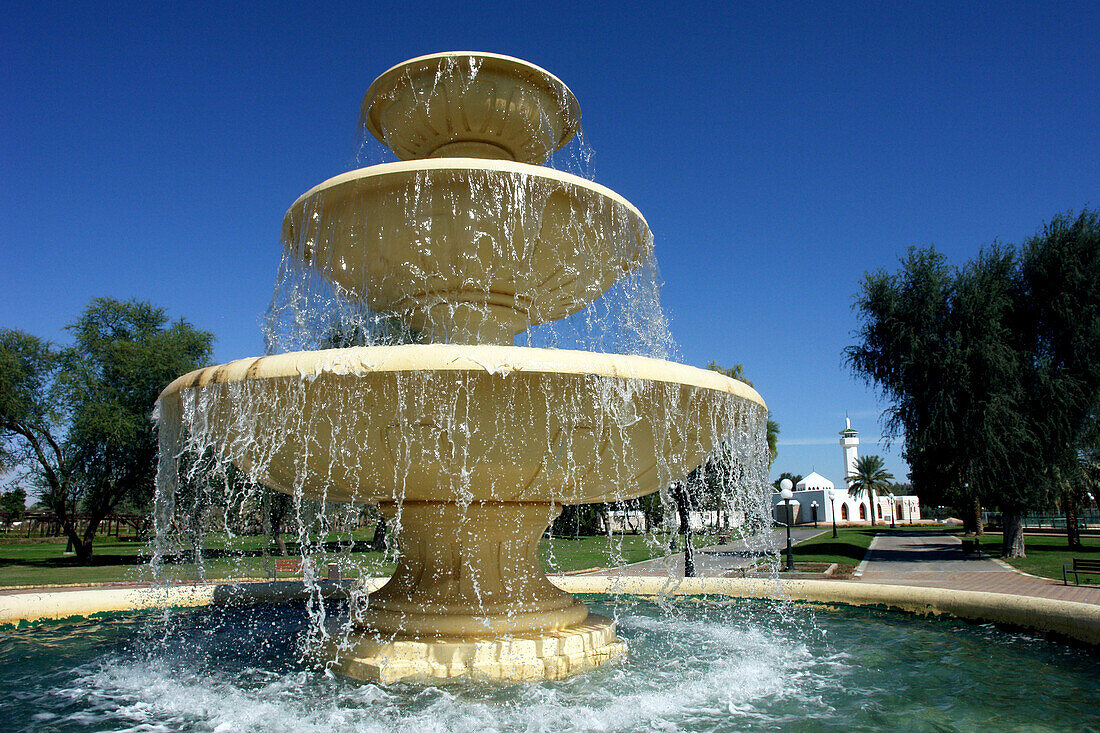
[[326, 614, 625, 683], [318, 501, 628, 682]]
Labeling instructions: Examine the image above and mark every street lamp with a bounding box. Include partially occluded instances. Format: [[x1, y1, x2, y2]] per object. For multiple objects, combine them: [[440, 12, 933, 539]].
[[810, 501, 819, 528], [889, 492, 896, 529], [830, 489, 839, 538], [780, 479, 794, 572]]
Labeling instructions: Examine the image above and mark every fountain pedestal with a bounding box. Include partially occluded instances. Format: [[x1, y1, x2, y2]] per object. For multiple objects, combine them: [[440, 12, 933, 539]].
[[364, 502, 585, 636], [331, 502, 625, 682]]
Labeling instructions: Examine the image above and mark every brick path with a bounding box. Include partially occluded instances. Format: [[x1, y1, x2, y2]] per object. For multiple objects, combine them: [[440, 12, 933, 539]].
[[859, 530, 1100, 606]]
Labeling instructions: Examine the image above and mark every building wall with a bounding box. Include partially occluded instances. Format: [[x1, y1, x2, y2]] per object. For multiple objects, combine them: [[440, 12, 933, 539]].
[[772, 490, 921, 525]]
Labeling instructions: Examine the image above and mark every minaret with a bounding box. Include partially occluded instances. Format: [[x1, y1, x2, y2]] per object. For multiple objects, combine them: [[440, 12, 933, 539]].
[[840, 416, 859, 487]]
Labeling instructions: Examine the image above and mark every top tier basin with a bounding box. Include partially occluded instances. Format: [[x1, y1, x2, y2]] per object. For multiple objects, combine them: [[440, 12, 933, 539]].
[[361, 52, 581, 164]]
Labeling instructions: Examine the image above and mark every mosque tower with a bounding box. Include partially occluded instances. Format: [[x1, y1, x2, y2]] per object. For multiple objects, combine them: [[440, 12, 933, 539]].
[[840, 416, 859, 487]]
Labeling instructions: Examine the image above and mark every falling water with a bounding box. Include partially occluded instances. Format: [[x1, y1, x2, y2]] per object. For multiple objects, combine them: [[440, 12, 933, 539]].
[[150, 51, 776, 678]]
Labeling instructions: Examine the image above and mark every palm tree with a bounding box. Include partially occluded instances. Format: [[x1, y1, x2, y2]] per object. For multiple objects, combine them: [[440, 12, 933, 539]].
[[846, 455, 895, 526]]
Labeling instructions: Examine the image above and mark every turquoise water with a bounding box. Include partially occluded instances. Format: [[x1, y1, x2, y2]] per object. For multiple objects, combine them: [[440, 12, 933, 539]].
[[2, 597, 1097, 732]]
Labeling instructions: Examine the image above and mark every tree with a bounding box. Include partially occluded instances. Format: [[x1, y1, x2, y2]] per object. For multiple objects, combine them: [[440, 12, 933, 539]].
[[668, 479, 696, 576], [1, 487, 27, 523], [262, 488, 294, 556], [848, 246, 1033, 548], [1014, 210, 1100, 552], [847, 209, 1100, 557], [845, 455, 894, 526], [0, 298, 213, 562], [772, 473, 803, 490], [654, 362, 779, 574]]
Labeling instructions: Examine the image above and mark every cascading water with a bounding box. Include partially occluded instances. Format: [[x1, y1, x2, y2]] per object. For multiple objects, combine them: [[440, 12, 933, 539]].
[[153, 51, 773, 683]]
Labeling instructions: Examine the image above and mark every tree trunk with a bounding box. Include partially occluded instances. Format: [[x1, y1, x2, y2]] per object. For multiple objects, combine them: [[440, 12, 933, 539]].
[[1002, 507, 1026, 558], [273, 525, 287, 557], [1064, 488, 1082, 550], [671, 483, 695, 577], [971, 494, 984, 536], [74, 505, 115, 564], [76, 516, 105, 564], [869, 490, 876, 526], [63, 522, 88, 561], [369, 516, 387, 552]]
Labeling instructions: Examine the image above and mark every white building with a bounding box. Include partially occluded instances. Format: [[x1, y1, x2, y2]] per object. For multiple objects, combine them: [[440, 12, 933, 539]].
[[771, 418, 921, 525]]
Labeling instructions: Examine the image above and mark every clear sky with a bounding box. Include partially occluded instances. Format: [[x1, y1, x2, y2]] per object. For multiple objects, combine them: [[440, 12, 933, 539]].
[[2, 1, 1097, 488]]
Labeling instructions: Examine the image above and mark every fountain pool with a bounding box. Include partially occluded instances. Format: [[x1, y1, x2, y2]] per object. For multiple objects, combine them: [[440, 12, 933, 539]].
[[4, 597, 1098, 732]]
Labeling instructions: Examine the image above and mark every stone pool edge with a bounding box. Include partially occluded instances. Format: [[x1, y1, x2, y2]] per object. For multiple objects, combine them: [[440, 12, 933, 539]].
[[2, 576, 1098, 647]]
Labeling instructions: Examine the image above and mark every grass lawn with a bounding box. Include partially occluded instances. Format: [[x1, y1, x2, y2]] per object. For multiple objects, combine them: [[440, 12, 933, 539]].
[[0, 530, 394, 587], [787, 525, 953, 572], [789, 527, 877, 568], [541, 533, 669, 573], [976, 532, 1100, 583], [1, 531, 671, 587]]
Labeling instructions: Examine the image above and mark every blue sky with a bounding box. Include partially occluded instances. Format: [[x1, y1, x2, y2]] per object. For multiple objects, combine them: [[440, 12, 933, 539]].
[[2, 1, 1097, 487]]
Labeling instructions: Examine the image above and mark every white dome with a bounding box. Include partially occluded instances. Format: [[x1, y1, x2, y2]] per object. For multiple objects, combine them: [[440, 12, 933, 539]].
[[795, 471, 834, 490]]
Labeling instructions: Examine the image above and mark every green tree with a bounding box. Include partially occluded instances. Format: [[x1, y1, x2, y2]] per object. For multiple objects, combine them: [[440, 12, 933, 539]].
[[846, 455, 895, 526], [847, 209, 1100, 557], [772, 472, 803, 490], [1, 487, 27, 522], [657, 362, 781, 572], [848, 245, 1032, 548], [1014, 210, 1100, 552], [0, 298, 213, 562]]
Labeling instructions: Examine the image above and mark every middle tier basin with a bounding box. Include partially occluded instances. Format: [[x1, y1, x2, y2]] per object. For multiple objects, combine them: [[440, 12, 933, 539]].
[[281, 161, 652, 344], [158, 345, 767, 505]]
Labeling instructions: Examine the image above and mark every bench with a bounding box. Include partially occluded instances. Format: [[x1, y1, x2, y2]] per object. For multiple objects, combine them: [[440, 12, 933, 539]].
[[274, 557, 302, 575], [272, 557, 342, 581], [960, 538, 980, 555], [1063, 558, 1100, 586]]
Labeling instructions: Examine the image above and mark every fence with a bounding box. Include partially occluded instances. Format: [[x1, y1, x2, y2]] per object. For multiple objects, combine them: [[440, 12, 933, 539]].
[[980, 510, 1100, 530]]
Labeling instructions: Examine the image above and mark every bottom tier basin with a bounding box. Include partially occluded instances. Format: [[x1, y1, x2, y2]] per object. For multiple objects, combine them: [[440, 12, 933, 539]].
[[157, 345, 768, 506], [156, 344, 767, 682]]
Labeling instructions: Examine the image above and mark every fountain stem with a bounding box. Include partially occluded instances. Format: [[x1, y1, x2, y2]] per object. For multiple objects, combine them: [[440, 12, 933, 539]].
[[364, 501, 588, 636]]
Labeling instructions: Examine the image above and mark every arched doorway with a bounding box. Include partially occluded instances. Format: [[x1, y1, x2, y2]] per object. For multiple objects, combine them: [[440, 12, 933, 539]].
[[841, 504, 849, 521], [858, 504, 867, 521]]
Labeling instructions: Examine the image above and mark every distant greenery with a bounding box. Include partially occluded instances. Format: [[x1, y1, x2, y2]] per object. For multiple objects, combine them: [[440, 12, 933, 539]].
[[706, 362, 778, 466], [1, 488, 27, 520], [772, 472, 803, 490], [0, 532, 671, 587]]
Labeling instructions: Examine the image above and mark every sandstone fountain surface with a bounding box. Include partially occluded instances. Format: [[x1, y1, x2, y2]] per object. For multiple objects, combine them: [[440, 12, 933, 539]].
[[156, 52, 768, 683]]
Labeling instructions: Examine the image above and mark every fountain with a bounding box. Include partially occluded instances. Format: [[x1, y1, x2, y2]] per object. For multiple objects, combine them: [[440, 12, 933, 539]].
[[5, 51, 1100, 733], [156, 51, 768, 683]]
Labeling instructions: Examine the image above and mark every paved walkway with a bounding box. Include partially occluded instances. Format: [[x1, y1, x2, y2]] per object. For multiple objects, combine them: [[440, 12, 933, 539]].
[[859, 530, 1100, 606], [587, 527, 825, 578]]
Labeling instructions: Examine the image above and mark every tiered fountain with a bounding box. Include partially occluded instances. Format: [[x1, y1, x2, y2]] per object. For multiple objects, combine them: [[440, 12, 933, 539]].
[[157, 52, 767, 683]]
